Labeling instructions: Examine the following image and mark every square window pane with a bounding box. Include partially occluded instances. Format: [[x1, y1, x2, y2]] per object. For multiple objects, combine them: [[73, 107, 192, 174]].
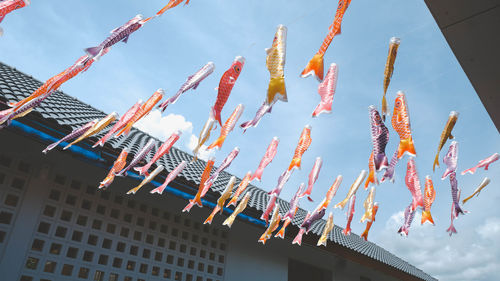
[[130, 245, 138, 256], [149, 221, 157, 230], [31, 239, 45, 252], [109, 273, 118, 281], [4, 194, 19, 207], [191, 235, 199, 243], [98, 254, 108, 265], [61, 264, 74, 276], [96, 205, 106, 215], [142, 248, 151, 259], [116, 242, 125, 252], [133, 231, 142, 241], [76, 215, 88, 226], [25, 257, 39, 270], [180, 244, 187, 253], [0, 211, 13, 224], [81, 199, 91, 210], [163, 269, 171, 278], [92, 219, 102, 230], [11, 177, 25, 189], [85, 185, 95, 195], [49, 190, 61, 201], [120, 227, 129, 237], [54, 226, 67, 238], [102, 238, 112, 249], [43, 261, 57, 273], [127, 199, 136, 209], [78, 267, 90, 278], [166, 255, 174, 264], [65, 195, 77, 206], [72, 230, 83, 242], [146, 234, 153, 244], [110, 209, 120, 219], [106, 224, 116, 234], [126, 260, 135, 271], [50, 243, 62, 255], [158, 238, 165, 247], [93, 270, 104, 281], [87, 234, 98, 245], [67, 247, 78, 258], [83, 251, 94, 262], [160, 224, 168, 234], [60, 210, 72, 222], [100, 191, 110, 200], [123, 213, 132, 223], [112, 257, 122, 268]]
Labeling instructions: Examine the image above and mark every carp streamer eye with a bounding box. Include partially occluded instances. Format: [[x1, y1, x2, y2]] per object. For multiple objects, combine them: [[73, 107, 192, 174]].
[[395, 100, 402, 108], [234, 66, 240, 73]]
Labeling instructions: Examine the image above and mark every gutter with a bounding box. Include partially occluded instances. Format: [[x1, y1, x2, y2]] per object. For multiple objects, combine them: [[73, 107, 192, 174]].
[[8, 119, 266, 227]]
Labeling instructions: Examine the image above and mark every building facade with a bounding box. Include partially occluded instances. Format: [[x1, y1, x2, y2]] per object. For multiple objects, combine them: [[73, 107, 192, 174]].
[[0, 62, 436, 281]]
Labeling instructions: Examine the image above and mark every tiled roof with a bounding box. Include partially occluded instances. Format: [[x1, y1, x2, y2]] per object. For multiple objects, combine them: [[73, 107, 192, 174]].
[[0, 62, 436, 281]]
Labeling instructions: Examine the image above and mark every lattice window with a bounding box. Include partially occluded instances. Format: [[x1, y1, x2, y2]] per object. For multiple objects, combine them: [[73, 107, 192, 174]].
[[16, 167, 228, 281]]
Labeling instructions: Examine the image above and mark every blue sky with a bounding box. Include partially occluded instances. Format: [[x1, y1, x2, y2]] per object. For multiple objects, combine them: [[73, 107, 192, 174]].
[[1, 1, 499, 280]]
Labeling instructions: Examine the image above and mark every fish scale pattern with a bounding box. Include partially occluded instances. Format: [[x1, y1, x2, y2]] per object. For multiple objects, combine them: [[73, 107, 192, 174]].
[[0, 62, 435, 281]]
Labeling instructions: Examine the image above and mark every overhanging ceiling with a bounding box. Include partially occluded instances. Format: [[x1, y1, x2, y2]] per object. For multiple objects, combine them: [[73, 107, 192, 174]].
[[424, 0, 500, 132]]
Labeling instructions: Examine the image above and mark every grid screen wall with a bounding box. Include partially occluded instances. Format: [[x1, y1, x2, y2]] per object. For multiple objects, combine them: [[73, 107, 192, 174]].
[[0, 151, 227, 281]]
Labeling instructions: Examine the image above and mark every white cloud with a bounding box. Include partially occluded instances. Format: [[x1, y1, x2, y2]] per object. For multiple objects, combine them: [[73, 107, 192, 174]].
[[187, 134, 215, 161], [377, 211, 500, 281], [134, 110, 193, 140], [477, 217, 500, 240], [133, 110, 216, 161]]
